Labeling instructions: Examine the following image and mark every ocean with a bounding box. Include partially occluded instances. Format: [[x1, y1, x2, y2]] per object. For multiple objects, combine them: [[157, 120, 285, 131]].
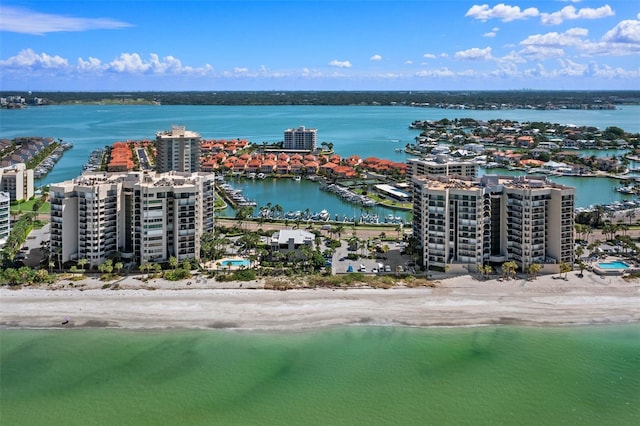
[[1, 325, 639, 425]]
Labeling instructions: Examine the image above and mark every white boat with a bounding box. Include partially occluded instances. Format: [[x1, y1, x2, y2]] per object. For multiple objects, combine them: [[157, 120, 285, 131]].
[[257, 173, 266, 179], [293, 175, 301, 181]]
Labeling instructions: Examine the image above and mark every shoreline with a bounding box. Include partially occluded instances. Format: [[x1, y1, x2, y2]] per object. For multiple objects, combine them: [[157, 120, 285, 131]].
[[2, 271, 639, 331]]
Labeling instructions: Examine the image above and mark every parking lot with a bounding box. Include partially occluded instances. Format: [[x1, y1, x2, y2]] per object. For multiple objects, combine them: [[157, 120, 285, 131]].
[[330, 240, 417, 275]]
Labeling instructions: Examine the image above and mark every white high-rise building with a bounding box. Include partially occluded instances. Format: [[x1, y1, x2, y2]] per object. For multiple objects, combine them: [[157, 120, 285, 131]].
[[0, 163, 34, 202], [155, 125, 201, 173], [283, 126, 317, 152], [0, 192, 10, 247], [49, 171, 215, 268], [412, 174, 575, 272]]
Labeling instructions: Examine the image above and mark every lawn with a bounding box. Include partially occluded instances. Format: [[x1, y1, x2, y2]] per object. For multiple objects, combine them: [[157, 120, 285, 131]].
[[9, 199, 50, 215]]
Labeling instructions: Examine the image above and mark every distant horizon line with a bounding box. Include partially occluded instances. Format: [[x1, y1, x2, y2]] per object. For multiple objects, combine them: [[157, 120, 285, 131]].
[[2, 89, 640, 94]]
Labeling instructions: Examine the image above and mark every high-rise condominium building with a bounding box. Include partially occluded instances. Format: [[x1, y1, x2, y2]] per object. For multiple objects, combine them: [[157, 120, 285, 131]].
[[0, 163, 34, 202], [412, 174, 574, 272], [0, 192, 10, 247], [155, 125, 201, 173], [407, 156, 478, 179], [283, 126, 317, 152], [49, 171, 215, 268]]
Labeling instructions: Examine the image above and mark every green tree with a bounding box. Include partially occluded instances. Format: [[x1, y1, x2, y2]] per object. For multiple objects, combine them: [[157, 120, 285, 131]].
[[559, 262, 572, 279], [527, 263, 542, 280], [77, 258, 88, 274], [169, 256, 178, 270]]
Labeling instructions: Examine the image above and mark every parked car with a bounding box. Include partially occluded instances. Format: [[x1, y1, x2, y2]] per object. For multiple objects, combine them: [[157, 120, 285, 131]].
[[384, 265, 391, 272]]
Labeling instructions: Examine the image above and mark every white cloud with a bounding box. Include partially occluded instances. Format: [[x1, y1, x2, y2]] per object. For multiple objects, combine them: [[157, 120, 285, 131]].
[[414, 67, 455, 78], [423, 53, 437, 59], [484, 27, 500, 37], [109, 53, 150, 73], [0, 48, 69, 69], [0, 50, 215, 77], [520, 27, 588, 47], [465, 4, 539, 22], [370, 54, 382, 61], [578, 19, 640, 56], [405, 60, 413, 65], [602, 19, 640, 44], [540, 5, 614, 25], [77, 57, 104, 72], [233, 67, 249, 74], [454, 47, 493, 60], [0, 5, 132, 35], [556, 58, 588, 76], [519, 45, 566, 60], [328, 59, 352, 68]]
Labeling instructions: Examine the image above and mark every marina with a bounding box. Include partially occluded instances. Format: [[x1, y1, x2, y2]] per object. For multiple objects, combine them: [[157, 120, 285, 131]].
[[320, 183, 377, 207], [33, 142, 72, 179], [216, 177, 257, 208]]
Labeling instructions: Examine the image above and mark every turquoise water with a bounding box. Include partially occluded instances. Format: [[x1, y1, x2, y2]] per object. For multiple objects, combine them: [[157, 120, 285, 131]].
[[221, 259, 250, 267], [1, 105, 639, 210], [598, 261, 630, 269], [1, 325, 639, 425]]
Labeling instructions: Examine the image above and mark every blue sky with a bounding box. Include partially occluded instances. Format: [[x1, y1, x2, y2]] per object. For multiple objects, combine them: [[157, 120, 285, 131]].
[[0, 0, 638, 91]]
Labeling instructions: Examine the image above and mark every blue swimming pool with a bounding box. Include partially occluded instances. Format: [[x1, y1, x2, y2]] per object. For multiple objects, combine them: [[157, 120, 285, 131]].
[[597, 261, 630, 269], [220, 259, 251, 267]]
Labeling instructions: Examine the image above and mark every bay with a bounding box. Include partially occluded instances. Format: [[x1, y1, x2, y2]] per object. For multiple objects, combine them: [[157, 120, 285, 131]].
[[1, 325, 639, 425], [1, 105, 639, 213]]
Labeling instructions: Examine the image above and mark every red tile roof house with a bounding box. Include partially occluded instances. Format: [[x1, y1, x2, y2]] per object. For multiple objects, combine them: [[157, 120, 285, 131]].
[[289, 159, 304, 175], [246, 157, 262, 174], [260, 159, 277, 174], [276, 159, 291, 174], [319, 162, 338, 177], [303, 160, 319, 175], [334, 165, 358, 178], [232, 159, 248, 174]]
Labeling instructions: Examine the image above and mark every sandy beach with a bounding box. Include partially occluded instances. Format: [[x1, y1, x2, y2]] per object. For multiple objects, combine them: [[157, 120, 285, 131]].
[[2, 270, 640, 331]]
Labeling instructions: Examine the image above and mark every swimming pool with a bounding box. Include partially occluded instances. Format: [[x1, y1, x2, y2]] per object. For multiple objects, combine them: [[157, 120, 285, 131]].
[[597, 261, 630, 269], [220, 259, 251, 267]]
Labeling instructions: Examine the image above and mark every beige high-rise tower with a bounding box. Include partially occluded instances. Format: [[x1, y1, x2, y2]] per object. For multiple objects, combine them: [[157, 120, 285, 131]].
[[155, 125, 201, 173]]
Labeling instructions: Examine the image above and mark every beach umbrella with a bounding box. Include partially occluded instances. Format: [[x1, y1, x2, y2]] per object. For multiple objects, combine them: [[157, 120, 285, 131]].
[[347, 265, 353, 272]]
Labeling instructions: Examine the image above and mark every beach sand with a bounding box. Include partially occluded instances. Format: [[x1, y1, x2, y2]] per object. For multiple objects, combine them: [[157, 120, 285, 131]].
[[1, 271, 639, 330]]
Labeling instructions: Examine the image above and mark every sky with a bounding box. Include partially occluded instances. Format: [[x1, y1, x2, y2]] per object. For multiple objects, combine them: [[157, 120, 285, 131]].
[[0, 0, 638, 91]]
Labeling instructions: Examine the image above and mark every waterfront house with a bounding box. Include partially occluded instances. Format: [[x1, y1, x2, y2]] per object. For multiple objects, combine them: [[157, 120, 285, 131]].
[[276, 159, 290, 174], [260, 159, 277, 175], [289, 159, 304, 175]]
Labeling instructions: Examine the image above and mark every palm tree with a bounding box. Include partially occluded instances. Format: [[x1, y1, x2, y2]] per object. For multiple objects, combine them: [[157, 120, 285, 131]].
[[140, 263, 150, 280], [334, 224, 345, 241], [476, 264, 485, 279], [483, 264, 493, 278], [527, 263, 542, 280], [77, 258, 88, 274], [559, 262, 572, 280], [235, 206, 253, 229], [114, 261, 123, 276], [625, 209, 637, 225], [577, 261, 586, 277], [169, 256, 178, 271]]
